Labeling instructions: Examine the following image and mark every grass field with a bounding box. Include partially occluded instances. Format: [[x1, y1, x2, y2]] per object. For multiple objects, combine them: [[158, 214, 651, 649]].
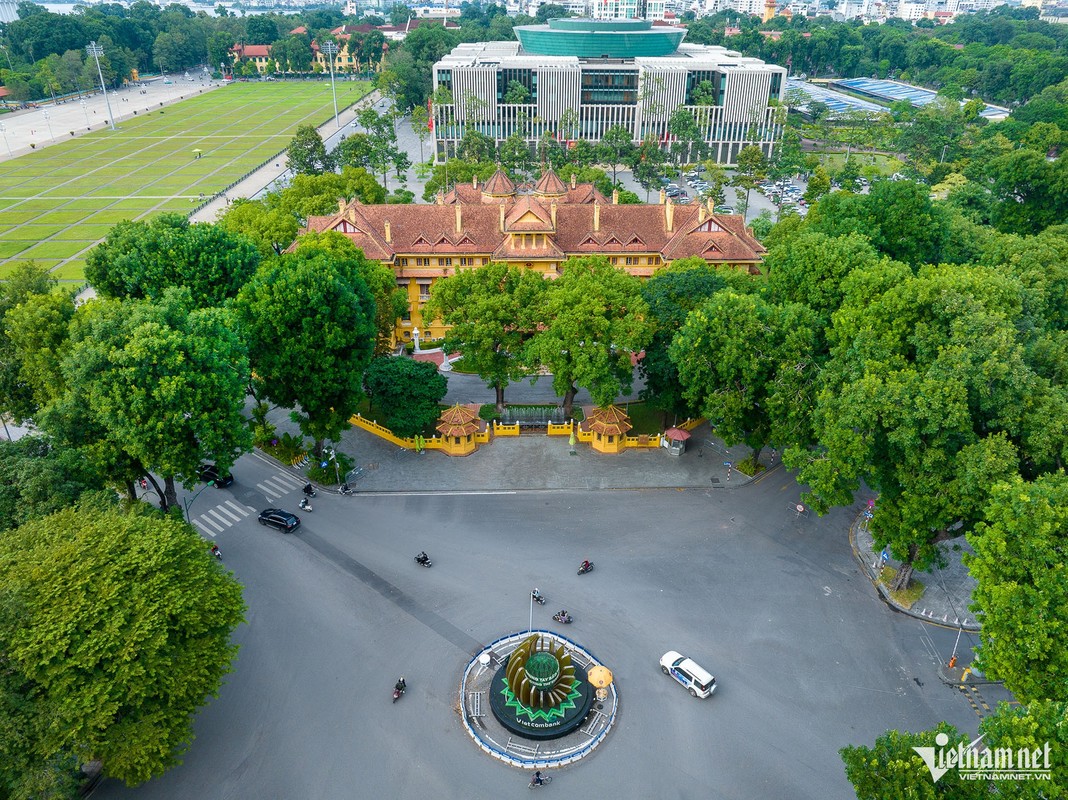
[[0, 81, 370, 282]]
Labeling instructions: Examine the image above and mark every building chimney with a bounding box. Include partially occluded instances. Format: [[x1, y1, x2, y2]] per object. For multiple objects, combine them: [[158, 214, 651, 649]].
[[455, 204, 462, 233], [707, 198, 715, 215], [499, 203, 505, 232], [570, 173, 577, 190], [550, 199, 557, 228], [436, 191, 445, 205], [659, 189, 666, 205], [698, 203, 707, 223], [612, 189, 619, 205], [665, 200, 674, 233], [473, 175, 478, 189], [594, 202, 600, 232], [384, 221, 392, 243], [338, 198, 346, 214]]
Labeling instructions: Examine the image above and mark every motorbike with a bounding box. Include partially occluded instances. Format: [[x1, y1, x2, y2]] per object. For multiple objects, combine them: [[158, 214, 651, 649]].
[[415, 553, 432, 568], [531, 591, 546, 605], [552, 612, 573, 624], [302, 483, 317, 498], [577, 561, 595, 575], [392, 683, 406, 703], [299, 497, 313, 512], [210, 544, 222, 560], [339, 483, 354, 496]]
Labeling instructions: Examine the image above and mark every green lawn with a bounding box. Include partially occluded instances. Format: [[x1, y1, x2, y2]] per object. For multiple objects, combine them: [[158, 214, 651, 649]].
[[0, 81, 371, 283]]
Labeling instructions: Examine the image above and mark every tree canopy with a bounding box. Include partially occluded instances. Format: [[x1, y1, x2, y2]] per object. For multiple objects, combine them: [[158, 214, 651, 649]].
[[362, 356, 447, 437], [0, 504, 245, 794]]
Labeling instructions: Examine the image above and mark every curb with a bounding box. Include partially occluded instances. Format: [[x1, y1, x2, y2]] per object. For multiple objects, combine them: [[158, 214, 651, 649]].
[[936, 663, 1002, 688], [847, 512, 981, 632]]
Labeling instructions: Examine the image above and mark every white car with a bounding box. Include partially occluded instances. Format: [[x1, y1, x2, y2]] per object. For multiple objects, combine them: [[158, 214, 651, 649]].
[[660, 651, 716, 698]]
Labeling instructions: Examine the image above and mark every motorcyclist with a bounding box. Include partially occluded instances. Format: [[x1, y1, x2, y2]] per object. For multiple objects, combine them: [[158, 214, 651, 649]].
[[417, 551, 429, 563], [299, 497, 311, 509], [210, 543, 220, 557], [395, 677, 406, 693], [556, 610, 569, 621], [532, 771, 544, 786], [303, 482, 315, 496], [581, 559, 591, 571], [532, 587, 541, 600]]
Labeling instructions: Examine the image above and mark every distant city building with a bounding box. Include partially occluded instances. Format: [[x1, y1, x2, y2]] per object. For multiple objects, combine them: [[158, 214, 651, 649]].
[[432, 18, 786, 166]]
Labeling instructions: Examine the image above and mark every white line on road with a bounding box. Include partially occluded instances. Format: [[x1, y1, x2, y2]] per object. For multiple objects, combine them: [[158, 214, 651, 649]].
[[256, 482, 281, 499], [205, 509, 234, 528], [224, 500, 255, 516], [197, 515, 224, 532], [355, 491, 519, 497], [213, 505, 242, 523], [193, 521, 217, 537]]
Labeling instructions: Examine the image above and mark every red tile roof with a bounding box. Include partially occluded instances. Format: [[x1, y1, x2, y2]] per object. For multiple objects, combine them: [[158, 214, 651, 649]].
[[232, 44, 271, 58], [299, 180, 766, 269]]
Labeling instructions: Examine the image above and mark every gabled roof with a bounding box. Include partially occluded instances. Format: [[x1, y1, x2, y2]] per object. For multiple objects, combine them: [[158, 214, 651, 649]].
[[583, 406, 633, 436], [504, 197, 553, 232], [232, 43, 271, 58]]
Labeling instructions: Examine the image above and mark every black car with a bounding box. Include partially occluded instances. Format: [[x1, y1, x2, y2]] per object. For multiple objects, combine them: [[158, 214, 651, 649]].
[[199, 463, 234, 488], [258, 508, 300, 533]]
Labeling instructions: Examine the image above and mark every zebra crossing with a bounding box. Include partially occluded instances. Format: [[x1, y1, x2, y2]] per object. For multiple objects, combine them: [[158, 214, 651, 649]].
[[255, 471, 307, 500], [192, 471, 305, 537], [193, 500, 257, 537]]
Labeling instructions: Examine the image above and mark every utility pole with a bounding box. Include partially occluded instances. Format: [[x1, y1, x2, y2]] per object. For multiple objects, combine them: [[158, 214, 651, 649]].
[[321, 41, 340, 128]]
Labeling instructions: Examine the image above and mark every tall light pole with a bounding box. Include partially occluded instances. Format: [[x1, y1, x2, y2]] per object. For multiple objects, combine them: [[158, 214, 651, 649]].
[[320, 41, 339, 128], [86, 41, 116, 131], [0, 43, 12, 71], [0, 122, 10, 156], [42, 110, 54, 141], [79, 98, 90, 126]]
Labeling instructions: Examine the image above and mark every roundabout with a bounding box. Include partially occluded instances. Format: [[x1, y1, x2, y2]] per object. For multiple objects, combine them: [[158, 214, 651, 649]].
[[461, 631, 618, 768]]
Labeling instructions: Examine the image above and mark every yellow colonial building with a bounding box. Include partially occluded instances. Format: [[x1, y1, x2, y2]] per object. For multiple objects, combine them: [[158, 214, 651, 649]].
[[300, 169, 766, 343]]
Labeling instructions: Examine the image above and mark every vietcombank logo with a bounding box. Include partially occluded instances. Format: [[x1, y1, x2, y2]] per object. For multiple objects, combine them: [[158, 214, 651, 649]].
[[913, 733, 1052, 783]]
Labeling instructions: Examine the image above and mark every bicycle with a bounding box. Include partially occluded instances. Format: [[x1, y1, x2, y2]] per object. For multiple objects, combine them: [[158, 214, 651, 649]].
[[528, 774, 552, 789]]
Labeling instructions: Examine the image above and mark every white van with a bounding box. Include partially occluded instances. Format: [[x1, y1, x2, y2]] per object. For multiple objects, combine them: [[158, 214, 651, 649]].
[[660, 651, 716, 698]]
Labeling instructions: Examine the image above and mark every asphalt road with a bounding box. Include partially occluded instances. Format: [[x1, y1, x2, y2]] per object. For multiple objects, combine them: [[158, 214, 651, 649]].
[[93, 451, 994, 800]]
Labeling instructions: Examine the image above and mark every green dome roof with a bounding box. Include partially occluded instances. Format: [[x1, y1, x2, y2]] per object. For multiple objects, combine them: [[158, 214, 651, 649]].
[[514, 18, 686, 59]]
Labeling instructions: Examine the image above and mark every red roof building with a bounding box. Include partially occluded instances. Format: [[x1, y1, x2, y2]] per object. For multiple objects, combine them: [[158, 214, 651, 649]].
[[297, 170, 766, 344]]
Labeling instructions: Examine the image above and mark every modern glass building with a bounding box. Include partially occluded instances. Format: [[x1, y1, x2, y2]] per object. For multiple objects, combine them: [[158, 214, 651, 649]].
[[431, 18, 787, 166]]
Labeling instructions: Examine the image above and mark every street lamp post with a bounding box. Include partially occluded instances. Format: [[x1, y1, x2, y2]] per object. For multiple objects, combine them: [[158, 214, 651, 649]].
[[0, 123, 10, 156], [182, 480, 215, 523], [320, 41, 340, 128], [86, 41, 117, 131], [79, 98, 90, 126], [0, 43, 12, 71], [42, 110, 54, 141]]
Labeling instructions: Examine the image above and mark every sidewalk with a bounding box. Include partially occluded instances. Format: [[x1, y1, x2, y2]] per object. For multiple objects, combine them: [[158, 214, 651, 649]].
[[849, 509, 979, 632], [259, 374, 769, 493]]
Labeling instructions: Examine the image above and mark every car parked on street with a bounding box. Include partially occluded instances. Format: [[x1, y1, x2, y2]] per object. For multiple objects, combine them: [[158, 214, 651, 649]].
[[258, 508, 301, 533], [199, 463, 234, 488], [660, 651, 717, 698]]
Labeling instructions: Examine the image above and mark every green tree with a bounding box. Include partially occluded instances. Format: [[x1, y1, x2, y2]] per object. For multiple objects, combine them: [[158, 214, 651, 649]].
[[0, 262, 56, 423], [286, 123, 334, 175], [732, 145, 768, 218], [4, 289, 76, 416], [788, 263, 1039, 590], [596, 125, 636, 186], [207, 30, 234, 73], [234, 248, 377, 453], [638, 259, 742, 424], [0, 505, 245, 793], [291, 232, 407, 356], [840, 724, 988, 800], [410, 103, 431, 162], [524, 256, 651, 417], [85, 214, 260, 307], [63, 291, 252, 509], [457, 130, 496, 163], [966, 473, 1068, 703], [353, 107, 410, 190], [803, 165, 831, 205], [216, 199, 300, 257], [422, 262, 546, 411], [362, 356, 447, 437], [0, 437, 107, 532], [671, 292, 819, 465], [698, 160, 730, 210], [498, 133, 534, 181], [765, 231, 880, 324], [268, 166, 385, 219]]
